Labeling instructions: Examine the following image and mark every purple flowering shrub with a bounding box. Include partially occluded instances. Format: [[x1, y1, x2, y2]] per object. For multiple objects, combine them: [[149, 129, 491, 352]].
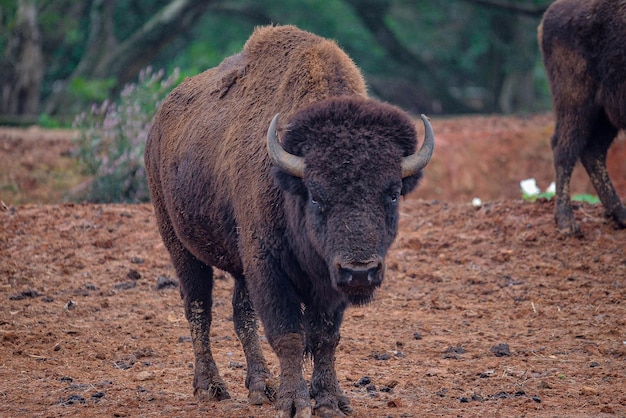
[[72, 67, 180, 203]]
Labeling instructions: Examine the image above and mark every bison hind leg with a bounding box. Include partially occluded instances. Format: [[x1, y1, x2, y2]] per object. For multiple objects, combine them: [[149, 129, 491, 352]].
[[173, 249, 231, 401], [580, 116, 626, 228], [232, 276, 277, 405]]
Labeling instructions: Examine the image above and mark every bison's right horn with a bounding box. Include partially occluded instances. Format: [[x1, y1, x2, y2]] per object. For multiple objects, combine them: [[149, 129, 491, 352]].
[[267, 113, 306, 178], [401, 114, 435, 178]]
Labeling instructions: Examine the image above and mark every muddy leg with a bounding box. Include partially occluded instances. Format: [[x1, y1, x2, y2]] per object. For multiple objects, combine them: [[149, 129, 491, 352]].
[[245, 263, 312, 416], [151, 201, 229, 400], [232, 276, 277, 405], [174, 254, 230, 401], [579, 119, 626, 228], [273, 332, 311, 418], [306, 307, 351, 418], [551, 117, 589, 236]]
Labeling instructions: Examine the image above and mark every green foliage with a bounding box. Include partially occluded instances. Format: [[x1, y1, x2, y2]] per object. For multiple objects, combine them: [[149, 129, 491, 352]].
[[522, 193, 600, 204], [522, 191, 554, 202], [572, 194, 601, 204], [68, 77, 117, 103], [2, 0, 556, 121], [520, 178, 600, 204], [38, 113, 62, 129], [72, 67, 181, 203]]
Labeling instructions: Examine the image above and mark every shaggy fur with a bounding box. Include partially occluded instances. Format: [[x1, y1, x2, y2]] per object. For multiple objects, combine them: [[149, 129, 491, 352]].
[[145, 25, 429, 417], [539, 0, 626, 234]]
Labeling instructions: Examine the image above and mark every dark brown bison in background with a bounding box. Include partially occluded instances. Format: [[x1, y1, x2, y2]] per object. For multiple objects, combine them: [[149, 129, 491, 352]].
[[539, 0, 626, 235], [145, 25, 434, 417]]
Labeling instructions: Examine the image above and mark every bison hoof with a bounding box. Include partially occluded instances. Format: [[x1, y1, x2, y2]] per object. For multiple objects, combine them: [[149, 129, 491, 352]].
[[611, 207, 626, 229], [276, 389, 312, 418], [248, 385, 277, 405], [557, 224, 583, 238], [247, 374, 278, 405], [313, 404, 351, 417], [556, 216, 583, 237], [312, 394, 352, 417], [194, 382, 231, 402], [276, 405, 312, 418]]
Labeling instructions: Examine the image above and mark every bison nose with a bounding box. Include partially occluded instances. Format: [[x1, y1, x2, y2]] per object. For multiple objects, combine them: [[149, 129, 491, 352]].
[[335, 257, 384, 288]]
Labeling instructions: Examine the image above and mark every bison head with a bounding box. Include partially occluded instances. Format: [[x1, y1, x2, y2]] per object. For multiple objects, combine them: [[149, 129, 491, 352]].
[[268, 97, 434, 305]]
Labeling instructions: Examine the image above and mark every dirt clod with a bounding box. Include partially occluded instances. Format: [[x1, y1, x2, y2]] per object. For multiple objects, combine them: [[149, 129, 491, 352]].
[[490, 343, 511, 357]]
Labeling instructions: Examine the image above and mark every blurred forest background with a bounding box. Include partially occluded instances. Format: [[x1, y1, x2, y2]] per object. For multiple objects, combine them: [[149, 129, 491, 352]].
[[2, 0, 553, 126]]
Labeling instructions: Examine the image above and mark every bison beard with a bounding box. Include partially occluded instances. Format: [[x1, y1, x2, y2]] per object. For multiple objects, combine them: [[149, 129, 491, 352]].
[[145, 25, 434, 417], [539, 0, 626, 235]]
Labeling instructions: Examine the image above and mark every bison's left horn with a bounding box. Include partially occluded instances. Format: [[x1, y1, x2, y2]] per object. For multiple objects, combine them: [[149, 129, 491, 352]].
[[267, 113, 306, 178], [402, 114, 435, 178]]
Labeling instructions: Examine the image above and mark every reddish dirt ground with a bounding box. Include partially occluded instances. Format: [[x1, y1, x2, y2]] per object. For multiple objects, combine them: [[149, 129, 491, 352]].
[[1, 115, 625, 417]]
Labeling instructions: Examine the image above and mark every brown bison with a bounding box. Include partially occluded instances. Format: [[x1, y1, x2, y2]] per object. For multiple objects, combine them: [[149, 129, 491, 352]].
[[144, 25, 434, 417], [539, 0, 626, 235]]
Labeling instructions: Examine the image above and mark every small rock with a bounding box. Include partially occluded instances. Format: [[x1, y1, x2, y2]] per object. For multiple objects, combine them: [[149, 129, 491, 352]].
[[113, 354, 137, 370], [354, 376, 371, 387], [372, 352, 391, 360], [580, 386, 599, 396], [114, 281, 136, 290], [491, 343, 511, 357], [58, 394, 86, 405], [64, 300, 77, 310], [127, 269, 141, 280], [471, 393, 484, 402], [91, 391, 105, 400], [387, 399, 401, 408], [9, 289, 41, 300], [156, 276, 178, 290], [443, 346, 465, 359], [135, 370, 155, 381], [228, 361, 244, 369]]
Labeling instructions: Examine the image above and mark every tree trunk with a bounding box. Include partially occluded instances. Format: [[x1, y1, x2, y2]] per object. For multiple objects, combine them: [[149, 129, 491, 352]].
[[0, 0, 44, 124], [43, 0, 215, 117]]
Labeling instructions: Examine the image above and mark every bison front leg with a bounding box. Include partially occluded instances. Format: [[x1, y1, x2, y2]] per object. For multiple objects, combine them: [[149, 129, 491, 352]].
[[232, 276, 277, 405], [247, 269, 312, 417], [306, 307, 352, 417], [554, 162, 580, 235], [273, 333, 312, 418]]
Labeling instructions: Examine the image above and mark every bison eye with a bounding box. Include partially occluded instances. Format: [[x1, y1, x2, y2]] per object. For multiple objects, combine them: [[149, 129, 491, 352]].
[[309, 192, 322, 209], [386, 188, 401, 205]]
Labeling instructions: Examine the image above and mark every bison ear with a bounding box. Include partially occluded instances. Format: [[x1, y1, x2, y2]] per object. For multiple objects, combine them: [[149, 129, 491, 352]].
[[401, 171, 423, 196], [272, 167, 307, 197]]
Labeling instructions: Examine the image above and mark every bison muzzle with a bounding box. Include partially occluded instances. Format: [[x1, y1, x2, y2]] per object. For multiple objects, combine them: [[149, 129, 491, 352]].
[[145, 24, 434, 417]]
